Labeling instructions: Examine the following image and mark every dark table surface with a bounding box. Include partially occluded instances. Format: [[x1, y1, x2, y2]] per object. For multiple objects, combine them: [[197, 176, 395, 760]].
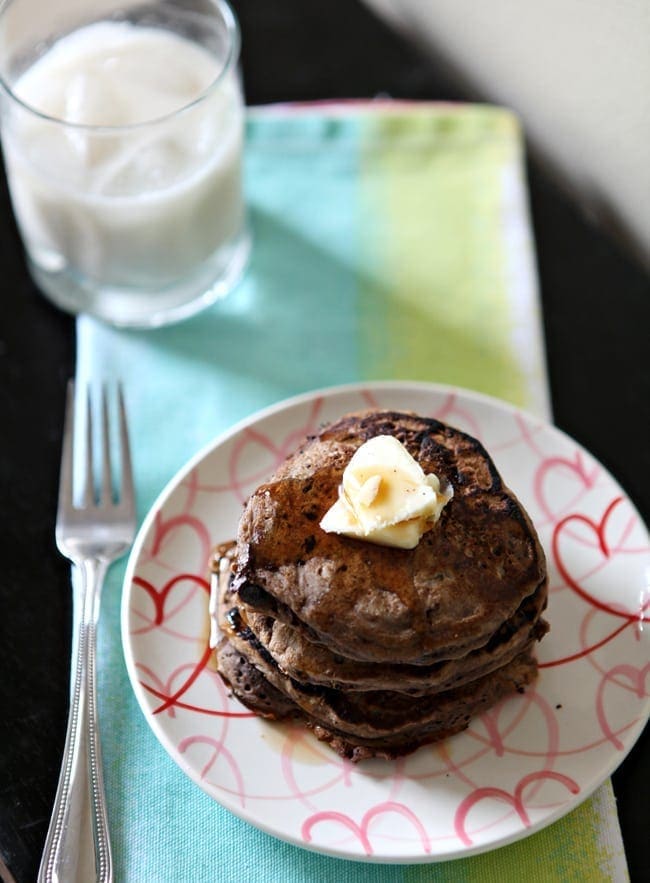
[[0, 2, 647, 881]]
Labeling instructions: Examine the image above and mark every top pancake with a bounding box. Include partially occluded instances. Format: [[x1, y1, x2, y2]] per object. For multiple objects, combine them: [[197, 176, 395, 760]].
[[232, 410, 547, 664]]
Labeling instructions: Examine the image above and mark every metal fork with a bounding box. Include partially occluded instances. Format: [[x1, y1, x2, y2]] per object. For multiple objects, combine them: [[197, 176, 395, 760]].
[[38, 381, 136, 883]]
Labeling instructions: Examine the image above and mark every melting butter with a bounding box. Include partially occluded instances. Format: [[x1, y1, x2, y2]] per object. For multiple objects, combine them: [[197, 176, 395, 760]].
[[319, 435, 452, 549]]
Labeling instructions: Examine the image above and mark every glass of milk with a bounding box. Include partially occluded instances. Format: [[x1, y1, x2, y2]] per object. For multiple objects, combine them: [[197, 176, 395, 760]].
[[0, 0, 250, 327]]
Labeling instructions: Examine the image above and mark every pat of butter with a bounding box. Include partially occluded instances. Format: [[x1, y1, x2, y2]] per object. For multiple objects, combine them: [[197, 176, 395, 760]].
[[319, 435, 453, 549]]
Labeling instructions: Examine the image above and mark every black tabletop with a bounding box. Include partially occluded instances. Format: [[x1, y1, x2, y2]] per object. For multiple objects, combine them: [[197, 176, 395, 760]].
[[1, 2, 647, 881]]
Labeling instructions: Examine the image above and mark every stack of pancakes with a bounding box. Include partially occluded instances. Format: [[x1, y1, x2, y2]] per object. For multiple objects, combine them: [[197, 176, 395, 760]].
[[212, 411, 548, 761]]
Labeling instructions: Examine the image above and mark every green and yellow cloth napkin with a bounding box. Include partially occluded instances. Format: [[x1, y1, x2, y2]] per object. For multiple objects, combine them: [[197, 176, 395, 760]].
[[76, 102, 628, 881]]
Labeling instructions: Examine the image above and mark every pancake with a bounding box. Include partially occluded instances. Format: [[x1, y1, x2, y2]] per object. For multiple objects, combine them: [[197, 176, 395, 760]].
[[231, 410, 547, 664], [216, 542, 548, 695], [239, 587, 547, 695], [212, 409, 549, 761], [216, 628, 538, 762]]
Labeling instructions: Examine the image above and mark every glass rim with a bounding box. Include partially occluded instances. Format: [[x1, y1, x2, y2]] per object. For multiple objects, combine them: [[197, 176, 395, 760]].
[[0, 0, 241, 132]]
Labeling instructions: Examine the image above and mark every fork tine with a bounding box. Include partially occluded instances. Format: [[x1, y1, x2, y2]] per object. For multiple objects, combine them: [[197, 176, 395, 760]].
[[100, 384, 112, 505], [81, 387, 94, 509], [57, 380, 75, 516], [117, 383, 135, 516]]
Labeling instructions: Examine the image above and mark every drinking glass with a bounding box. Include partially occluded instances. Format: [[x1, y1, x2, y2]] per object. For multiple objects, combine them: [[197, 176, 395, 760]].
[[0, 0, 250, 327]]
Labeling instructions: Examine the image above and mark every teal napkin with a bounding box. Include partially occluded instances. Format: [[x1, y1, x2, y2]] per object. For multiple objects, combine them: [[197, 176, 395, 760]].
[[76, 103, 628, 881]]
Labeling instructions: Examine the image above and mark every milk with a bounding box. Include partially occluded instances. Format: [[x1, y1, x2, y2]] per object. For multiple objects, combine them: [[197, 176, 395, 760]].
[[2, 20, 246, 311]]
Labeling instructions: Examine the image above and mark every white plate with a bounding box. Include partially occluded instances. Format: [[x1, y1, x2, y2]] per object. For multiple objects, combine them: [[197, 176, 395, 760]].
[[122, 381, 650, 862]]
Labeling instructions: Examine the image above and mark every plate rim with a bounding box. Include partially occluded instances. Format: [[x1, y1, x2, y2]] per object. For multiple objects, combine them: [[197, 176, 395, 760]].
[[121, 379, 650, 863]]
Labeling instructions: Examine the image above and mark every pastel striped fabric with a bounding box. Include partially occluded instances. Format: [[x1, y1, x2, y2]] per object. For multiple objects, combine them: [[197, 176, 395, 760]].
[[77, 103, 625, 881]]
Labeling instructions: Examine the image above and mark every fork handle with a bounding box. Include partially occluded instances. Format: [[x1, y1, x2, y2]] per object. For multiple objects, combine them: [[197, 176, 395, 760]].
[[38, 558, 113, 883]]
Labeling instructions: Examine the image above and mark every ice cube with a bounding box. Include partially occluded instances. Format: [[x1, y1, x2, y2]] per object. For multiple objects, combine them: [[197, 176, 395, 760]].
[[63, 67, 130, 126]]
